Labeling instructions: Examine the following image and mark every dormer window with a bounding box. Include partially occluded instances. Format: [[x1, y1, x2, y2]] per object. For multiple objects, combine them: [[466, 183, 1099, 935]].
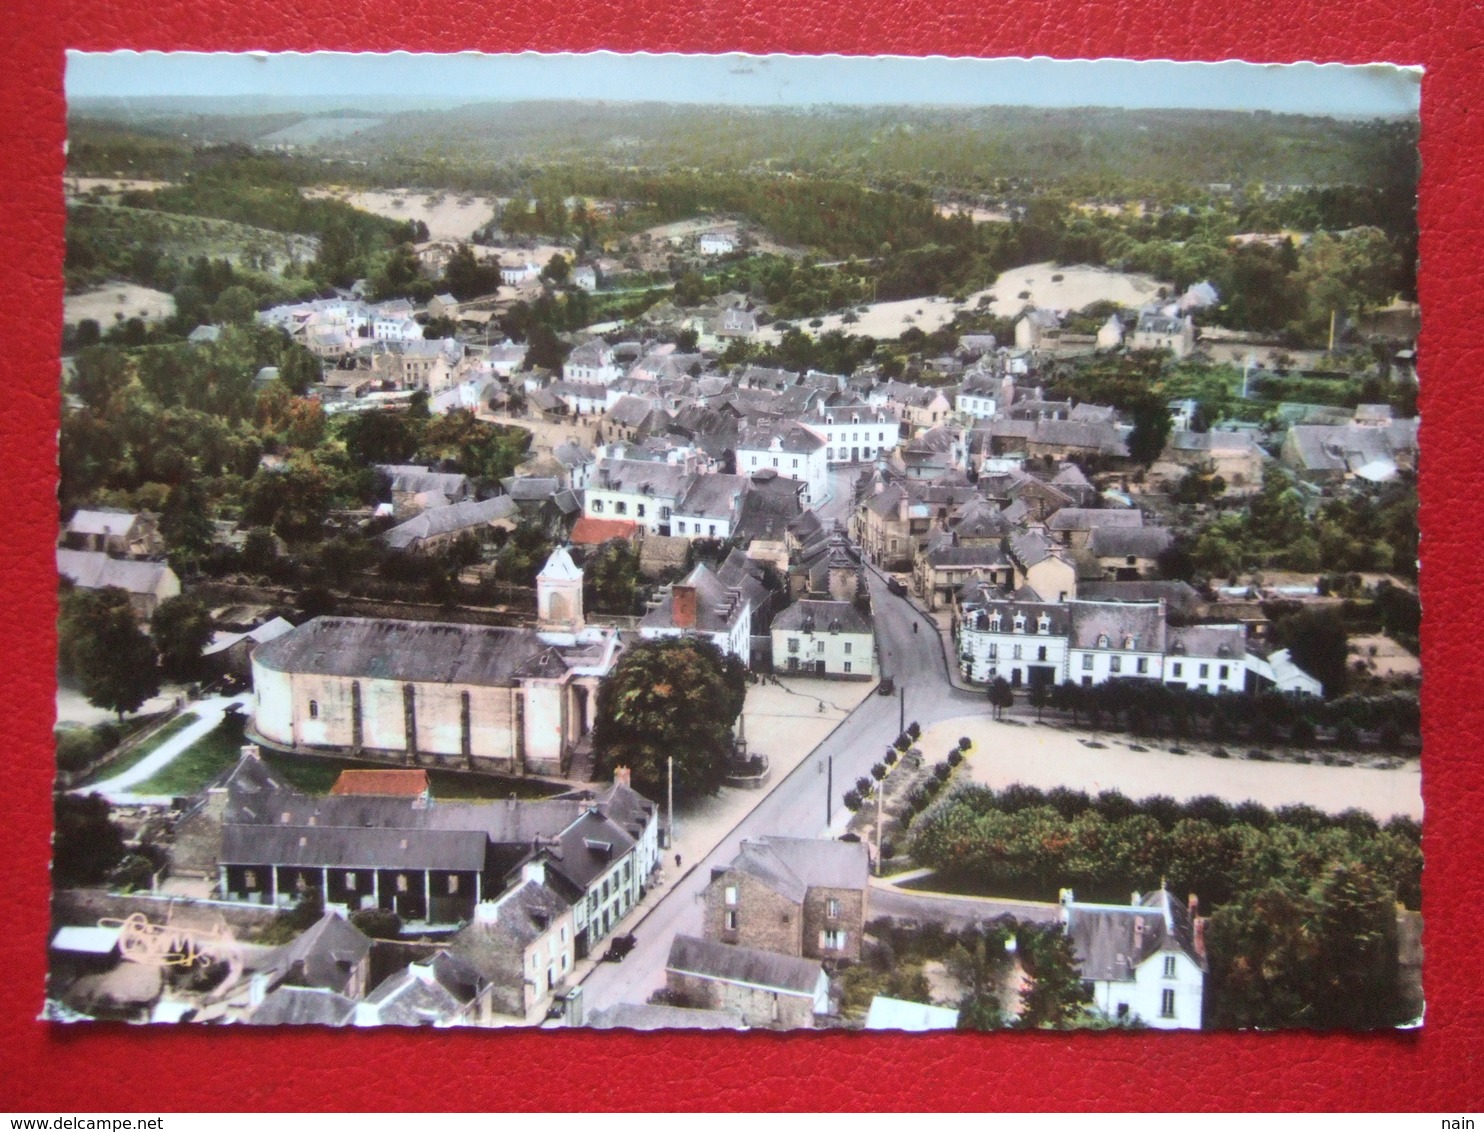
[[989, 614, 1002, 633], [1013, 615, 1026, 633], [1037, 615, 1051, 634], [1097, 634, 1111, 649]]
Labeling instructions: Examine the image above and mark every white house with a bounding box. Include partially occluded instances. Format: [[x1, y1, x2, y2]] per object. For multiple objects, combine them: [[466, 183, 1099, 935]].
[[771, 600, 875, 679], [1164, 625, 1247, 694], [563, 339, 623, 386], [735, 422, 829, 505], [698, 232, 735, 256], [500, 261, 541, 287], [671, 473, 751, 541], [801, 403, 901, 465], [1066, 600, 1167, 686], [572, 265, 598, 292], [956, 595, 1069, 690], [584, 458, 695, 535], [1245, 647, 1324, 697], [1130, 312, 1195, 358], [1061, 888, 1207, 1030]]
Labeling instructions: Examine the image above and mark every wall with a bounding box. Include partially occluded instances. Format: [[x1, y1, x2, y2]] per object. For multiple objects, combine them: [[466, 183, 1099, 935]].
[[801, 886, 866, 962], [703, 871, 804, 955]]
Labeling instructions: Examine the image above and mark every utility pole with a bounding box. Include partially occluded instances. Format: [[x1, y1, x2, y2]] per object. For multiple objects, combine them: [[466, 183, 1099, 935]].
[[667, 755, 675, 850], [899, 683, 905, 737], [874, 775, 884, 876], [826, 755, 833, 828]]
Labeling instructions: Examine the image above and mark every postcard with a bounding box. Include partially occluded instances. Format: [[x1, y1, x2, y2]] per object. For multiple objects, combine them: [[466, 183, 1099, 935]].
[[50, 51, 1421, 1033]]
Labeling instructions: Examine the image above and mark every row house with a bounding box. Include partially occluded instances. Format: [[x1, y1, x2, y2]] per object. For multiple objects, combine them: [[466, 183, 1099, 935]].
[[672, 473, 751, 540], [638, 559, 761, 665], [870, 380, 953, 432], [800, 402, 901, 466], [563, 338, 624, 386], [1130, 312, 1196, 358]]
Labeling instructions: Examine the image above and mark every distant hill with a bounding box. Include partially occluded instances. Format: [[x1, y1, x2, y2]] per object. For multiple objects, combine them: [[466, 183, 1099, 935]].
[[69, 100, 1417, 192]]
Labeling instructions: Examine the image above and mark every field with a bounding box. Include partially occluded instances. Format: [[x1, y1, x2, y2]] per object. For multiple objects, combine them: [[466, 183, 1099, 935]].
[[63, 282, 176, 328], [304, 187, 497, 242], [979, 261, 1167, 318]]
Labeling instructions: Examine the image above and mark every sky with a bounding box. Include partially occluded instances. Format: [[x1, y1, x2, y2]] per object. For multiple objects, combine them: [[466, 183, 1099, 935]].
[[66, 52, 1421, 118]]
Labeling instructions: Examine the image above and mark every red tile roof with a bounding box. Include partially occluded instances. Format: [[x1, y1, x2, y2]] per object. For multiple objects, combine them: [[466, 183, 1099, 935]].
[[570, 516, 640, 545], [329, 769, 430, 797]]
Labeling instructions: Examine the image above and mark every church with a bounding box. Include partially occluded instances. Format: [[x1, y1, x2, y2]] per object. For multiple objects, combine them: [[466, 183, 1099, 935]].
[[250, 548, 619, 778]]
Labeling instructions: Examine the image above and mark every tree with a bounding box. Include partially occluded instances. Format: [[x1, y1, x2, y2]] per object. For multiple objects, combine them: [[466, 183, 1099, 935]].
[[1273, 607, 1350, 698], [1127, 397, 1173, 467], [1015, 923, 1094, 1029], [541, 254, 571, 285], [58, 586, 160, 719], [53, 793, 127, 886], [948, 923, 1015, 1031], [211, 285, 259, 325], [71, 345, 131, 412], [988, 677, 1014, 720], [591, 638, 746, 801], [339, 410, 419, 467], [1207, 863, 1406, 1029], [278, 342, 322, 396], [583, 540, 640, 615], [151, 594, 215, 683]]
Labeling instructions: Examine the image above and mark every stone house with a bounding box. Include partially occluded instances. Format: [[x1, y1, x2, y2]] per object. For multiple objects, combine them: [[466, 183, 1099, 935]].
[[56, 548, 181, 622], [702, 836, 869, 962], [666, 935, 829, 1029], [62, 509, 163, 558]]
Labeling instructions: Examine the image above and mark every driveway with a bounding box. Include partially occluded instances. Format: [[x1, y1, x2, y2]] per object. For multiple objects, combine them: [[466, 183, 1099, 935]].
[[78, 693, 252, 804]]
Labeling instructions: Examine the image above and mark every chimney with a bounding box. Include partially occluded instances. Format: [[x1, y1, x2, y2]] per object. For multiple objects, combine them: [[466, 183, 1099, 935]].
[[614, 767, 631, 789], [671, 584, 698, 629], [1193, 917, 1207, 960]]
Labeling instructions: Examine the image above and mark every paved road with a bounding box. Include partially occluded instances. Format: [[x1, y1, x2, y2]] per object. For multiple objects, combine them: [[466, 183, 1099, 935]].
[[79, 693, 252, 804], [579, 567, 986, 1012]]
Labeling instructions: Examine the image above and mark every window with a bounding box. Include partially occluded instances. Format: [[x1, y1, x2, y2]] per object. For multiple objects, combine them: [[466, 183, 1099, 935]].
[[988, 644, 998, 660], [677, 521, 686, 534], [788, 638, 799, 654], [843, 643, 852, 654], [1136, 658, 1148, 674], [448, 875, 459, 895], [1116, 1003, 1130, 1020], [1038, 646, 1047, 662], [661, 507, 671, 520], [1199, 663, 1210, 679], [1082, 654, 1094, 671], [989, 615, 1002, 632], [1038, 615, 1050, 634], [826, 898, 841, 918], [725, 886, 738, 906], [637, 503, 646, 518], [772, 458, 779, 468], [1160, 988, 1176, 1018], [1172, 662, 1183, 678], [396, 874, 409, 893], [844, 662, 852, 673], [1013, 615, 1025, 633], [792, 459, 799, 469], [1110, 656, 1122, 673], [592, 499, 604, 513], [1012, 644, 1022, 660], [724, 910, 738, 931], [308, 700, 319, 720], [614, 501, 627, 515], [561, 926, 568, 943], [816, 641, 825, 654], [750, 456, 758, 466], [1163, 955, 1177, 979], [709, 524, 716, 536], [244, 870, 258, 890], [827, 448, 834, 460], [345, 872, 356, 891], [820, 929, 847, 950], [1219, 665, 1230, 680]]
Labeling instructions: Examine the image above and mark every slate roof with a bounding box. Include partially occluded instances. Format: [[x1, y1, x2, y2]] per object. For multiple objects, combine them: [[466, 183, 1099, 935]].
[[1089, 526, 1173, 559], [252, 616, 551, 685], [451, 880, 570, 983], [666, 934, 824, 996], [987, 418, 1127, 456], [1047, 508, 1144, 533], [1135, 313, 1190, 336], [56, 549, 176, 596], [715, 835, 869, 905], [1067, 601, 1168, 653], [594, 459, 695, 500], [773, 599, 873, 636], [607, 395, 659, 428], [676, 473, 750, 520], [501, 476, 565, 502], [731, 489, 803, 544], [362, 963, 468, 1027], [374, 464, 471, 500], [247, 985, 357, 1027], [925, 543, 1013, 569], [1064, 889, 1206, 983], [1166, 623, 1246, 661], [736, 421, 826, 455], [381, 497, 518, 549], [586, 1003, 748, 1030], [1078, 580, 1202, 615], [259, 912, 372, 995], [220, 822, 491, 872], [640, 562, 748, 634]]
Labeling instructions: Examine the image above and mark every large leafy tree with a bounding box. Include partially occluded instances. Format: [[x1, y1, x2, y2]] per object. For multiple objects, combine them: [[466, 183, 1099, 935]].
[[53, 793, 127, 886], [592, 638, 747, 801], [1126, 397, 1173, 467], [58, 586, 160, 719], [151, 594, 215, 683], [1206, 863, 1405, 1030]]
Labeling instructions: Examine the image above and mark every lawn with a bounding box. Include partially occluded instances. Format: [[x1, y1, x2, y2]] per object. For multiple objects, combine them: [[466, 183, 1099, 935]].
[[73, 711, 200, 786], [258, 754, 565, 799], [132, 713, 245, 797]]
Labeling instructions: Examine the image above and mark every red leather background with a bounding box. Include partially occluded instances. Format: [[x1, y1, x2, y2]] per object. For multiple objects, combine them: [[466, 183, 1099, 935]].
[[3, 1, 1479, 1112]]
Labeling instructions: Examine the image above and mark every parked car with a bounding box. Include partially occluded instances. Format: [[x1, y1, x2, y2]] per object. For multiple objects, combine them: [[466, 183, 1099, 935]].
[[602, 933, 638, 962], [887, 578, 908, 597], [878, 676, 896, 696]]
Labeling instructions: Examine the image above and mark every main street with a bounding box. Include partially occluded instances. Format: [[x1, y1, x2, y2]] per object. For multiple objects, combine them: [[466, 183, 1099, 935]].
[[578, 561, 986, 1014]]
